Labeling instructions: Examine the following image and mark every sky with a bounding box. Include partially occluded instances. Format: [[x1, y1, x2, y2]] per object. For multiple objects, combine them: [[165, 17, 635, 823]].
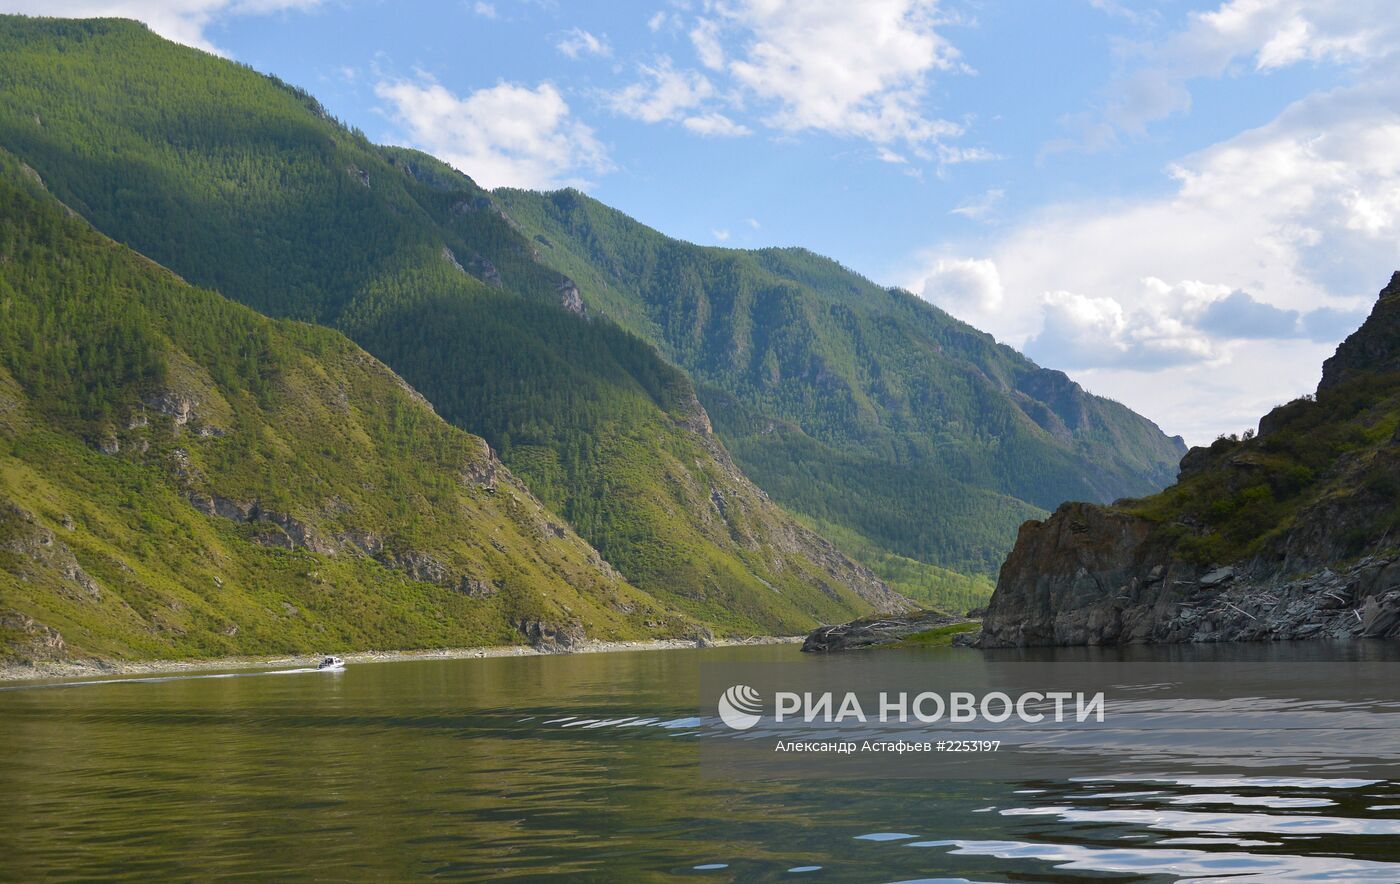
[[10, 0, 1400, 445]]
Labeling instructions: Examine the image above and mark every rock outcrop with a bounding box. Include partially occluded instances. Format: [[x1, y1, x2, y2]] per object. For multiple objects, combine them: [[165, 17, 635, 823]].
[[0, 611, 67, 661], [1, 503, 103, 602], [981, 503, 1400, 646], [982, 273, 1400, 647], [185, 490, 506, 597], [557, 278, 586, 315], [802, 609, 966, 652], [441, 246, 466, 274], [518, 618, 585, 651], [1319, 271, 1400, 390], [469, 256, 502, 288]]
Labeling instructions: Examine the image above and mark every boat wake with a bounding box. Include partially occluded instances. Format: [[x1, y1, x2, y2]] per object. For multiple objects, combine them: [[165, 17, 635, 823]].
[[0, 665, 339, 692]]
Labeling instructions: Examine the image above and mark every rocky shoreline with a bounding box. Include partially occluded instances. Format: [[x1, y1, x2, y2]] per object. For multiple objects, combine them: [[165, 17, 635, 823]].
[[980, 504, 1400, 647], [975, 273, 1400, 649], [0, 635, 802, 685], [801, 610, 979, 652]]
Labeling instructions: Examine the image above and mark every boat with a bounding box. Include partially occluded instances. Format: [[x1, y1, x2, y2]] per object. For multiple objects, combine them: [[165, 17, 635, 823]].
[[317, 655, 346, 670]]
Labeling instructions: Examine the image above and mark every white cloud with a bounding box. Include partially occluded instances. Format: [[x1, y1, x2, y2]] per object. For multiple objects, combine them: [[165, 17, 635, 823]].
[[910, 75, 1400, 441], [611, 1, 984, 164], [1088, 0, 1160, 27], [721, 0, 966, 149], [374, 78, 610, 190], [1201, 0, 1394, 71], [556, 27, 611, 59], [1073, 339, 1336, 444], [1027, 290, 1125, 366], [1024, 286, 1217, 371], [689, 16, 724, 69], [682, 112, 750, 137], [920, 257, 1004, 315], [712, 228, 731, 242], [745, 217, 761, 229], [936, 144, 998, 165], [472, 1, 497, 20], [606, 57, 714, 124], [648, 9, 682, 33], [1086, 0, 1400, 142], [949, 187, 1004, 220], [6, 0, 321, 54]]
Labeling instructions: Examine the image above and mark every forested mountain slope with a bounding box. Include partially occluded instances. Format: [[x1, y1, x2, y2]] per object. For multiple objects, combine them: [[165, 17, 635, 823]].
[[0, 16, 900, 631], [495, 189, 1186, 584], [0, 155, 692, 664]]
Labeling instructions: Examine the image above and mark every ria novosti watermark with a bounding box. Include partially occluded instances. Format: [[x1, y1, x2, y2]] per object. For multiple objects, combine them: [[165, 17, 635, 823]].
[[698, 661, 1400, 780], [718, 686, 1105, 730]]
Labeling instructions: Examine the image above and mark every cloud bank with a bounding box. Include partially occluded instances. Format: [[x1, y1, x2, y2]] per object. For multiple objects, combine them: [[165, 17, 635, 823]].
[[910, 0, 1399, 442]]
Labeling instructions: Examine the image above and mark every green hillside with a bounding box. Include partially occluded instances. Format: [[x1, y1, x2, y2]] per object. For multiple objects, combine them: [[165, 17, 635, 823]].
[[494, 188, 1186, 577], [1117, 272, 1400, 569], [0, 155, 693, 664], [0, 15, 900, 631]]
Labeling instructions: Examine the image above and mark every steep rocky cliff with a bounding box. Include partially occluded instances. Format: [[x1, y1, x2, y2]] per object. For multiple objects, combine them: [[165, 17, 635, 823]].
[[982, 273, 1400, 646]]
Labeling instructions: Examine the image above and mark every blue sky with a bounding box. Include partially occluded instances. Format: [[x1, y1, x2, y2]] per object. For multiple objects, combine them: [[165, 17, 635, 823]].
[[17, 1, 1400, 443]]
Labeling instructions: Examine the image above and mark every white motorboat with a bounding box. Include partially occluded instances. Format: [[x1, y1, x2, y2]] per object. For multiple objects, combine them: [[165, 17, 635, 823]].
[[317, 655, 346, 670]]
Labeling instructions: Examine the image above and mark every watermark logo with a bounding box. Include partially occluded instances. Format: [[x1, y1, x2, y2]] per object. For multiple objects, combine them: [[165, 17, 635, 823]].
[[717, 684, 763, 730], [699, 661, 1400, 780]]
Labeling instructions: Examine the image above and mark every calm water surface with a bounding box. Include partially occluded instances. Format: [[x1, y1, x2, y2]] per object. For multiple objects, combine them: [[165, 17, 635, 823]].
[[2, 642, 1399, 882]]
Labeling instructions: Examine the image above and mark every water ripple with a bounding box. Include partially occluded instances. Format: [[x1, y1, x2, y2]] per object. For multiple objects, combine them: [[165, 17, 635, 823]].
[[891, 837, 1400, 882], [1000, 804, 1400, 835]]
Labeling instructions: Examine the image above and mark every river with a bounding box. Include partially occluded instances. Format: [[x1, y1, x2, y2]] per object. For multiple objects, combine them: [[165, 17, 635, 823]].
[[2, 642, 1398, 881]]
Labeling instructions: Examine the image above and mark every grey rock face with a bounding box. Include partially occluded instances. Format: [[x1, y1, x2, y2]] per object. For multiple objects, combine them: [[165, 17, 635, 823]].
[[450, 196, 492, 215], [518, 618, 585, 651], [1199, 566, 1234, 588], [557, 278, 585, 315], [0, 611, 66, 661], [1362, 591, 1400, 638], [980, 500, 1400, 647], [1, 503, 103, 601], [980, 503, 1161, 647], [441, 246, 466, 273], [144, 391, 197, 425], [470, 256, 502, 288]]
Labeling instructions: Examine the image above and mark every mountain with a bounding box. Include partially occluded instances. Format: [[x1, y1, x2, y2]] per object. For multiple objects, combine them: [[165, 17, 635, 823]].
[[0, 15, 1184, 621], [0, 153, 702, 664], [492, 188, 1187, 591], [0, 15, 901, 635], [981, 273, 1400, 647]]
